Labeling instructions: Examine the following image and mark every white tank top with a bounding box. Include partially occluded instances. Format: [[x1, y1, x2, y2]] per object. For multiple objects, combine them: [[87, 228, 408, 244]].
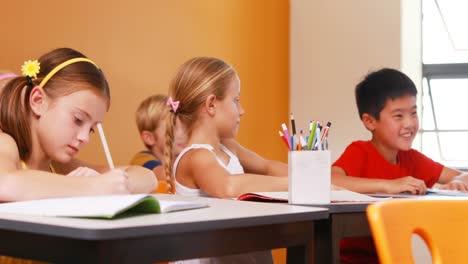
[[171, 144, 273, 264], [173, 144, 244, 197]]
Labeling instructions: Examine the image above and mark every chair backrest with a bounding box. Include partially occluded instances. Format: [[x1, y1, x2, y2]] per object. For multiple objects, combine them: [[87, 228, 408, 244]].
[[367, 199, 468, 264]]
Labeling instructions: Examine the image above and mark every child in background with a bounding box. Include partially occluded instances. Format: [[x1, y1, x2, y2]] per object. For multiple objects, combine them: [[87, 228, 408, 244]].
[[131, 94, 186, 193], [131, 94, 169, 181], [332, 68, 468, 264], [165, 57, 288, 264], [0, 48, 157, 202]]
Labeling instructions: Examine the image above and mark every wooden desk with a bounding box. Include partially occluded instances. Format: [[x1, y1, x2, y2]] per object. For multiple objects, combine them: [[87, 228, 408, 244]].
[[0, 194, 328, 264], [311, 202, 372, 264]]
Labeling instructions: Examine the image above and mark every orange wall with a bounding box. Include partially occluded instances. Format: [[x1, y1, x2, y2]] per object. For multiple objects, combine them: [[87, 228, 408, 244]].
[[0, 1, 290, 165]]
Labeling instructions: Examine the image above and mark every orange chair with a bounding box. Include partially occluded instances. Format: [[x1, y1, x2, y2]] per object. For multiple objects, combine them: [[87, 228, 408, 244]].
[[367, 199, 468, 264], [153, 180, 169, 194]]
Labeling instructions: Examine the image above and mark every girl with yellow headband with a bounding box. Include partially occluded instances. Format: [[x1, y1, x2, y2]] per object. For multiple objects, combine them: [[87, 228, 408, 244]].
[[0, 48, 157, 202]]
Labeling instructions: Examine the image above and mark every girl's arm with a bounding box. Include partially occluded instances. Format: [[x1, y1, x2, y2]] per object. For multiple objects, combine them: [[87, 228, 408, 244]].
[[177, 148, 287, 198], [0, 169, 130, 202], [0, 133, 146, 202], [122, 165, 158, 193], [53, 159, 158, 194], [52, 159, 108, 173], [222, 139, 287, 177]]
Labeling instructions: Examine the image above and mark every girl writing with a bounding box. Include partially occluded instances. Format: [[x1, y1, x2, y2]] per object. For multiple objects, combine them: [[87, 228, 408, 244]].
[[0, 47, 157, 202]]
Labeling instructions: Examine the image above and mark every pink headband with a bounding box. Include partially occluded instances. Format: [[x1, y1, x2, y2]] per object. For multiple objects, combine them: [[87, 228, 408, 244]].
[[0, 73, 17, 81]]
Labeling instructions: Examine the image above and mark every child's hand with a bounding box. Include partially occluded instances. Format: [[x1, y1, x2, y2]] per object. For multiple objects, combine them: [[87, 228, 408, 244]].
[[66, 166, 100, 177], [438, 179, 468, 192], [331, 184, 345, 190], [92, 169, 130, 194], [385, 176, 427, 195]]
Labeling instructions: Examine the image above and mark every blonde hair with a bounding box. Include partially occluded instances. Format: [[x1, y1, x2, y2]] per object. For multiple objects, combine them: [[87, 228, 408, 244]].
[[164, 57, 237, 193], [135, 94, 169, 149]]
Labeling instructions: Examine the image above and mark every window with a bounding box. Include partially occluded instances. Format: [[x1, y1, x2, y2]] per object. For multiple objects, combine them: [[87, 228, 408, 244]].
[[420, 0, 468, 168]]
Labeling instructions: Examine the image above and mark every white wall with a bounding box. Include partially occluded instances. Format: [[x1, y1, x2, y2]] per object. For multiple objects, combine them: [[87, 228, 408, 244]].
[[291, 0, 410, 162], [401, 0, 424, 151]]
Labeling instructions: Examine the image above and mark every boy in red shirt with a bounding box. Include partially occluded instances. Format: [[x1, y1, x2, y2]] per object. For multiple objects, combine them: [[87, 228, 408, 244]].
[[333, 68, 468, 263]]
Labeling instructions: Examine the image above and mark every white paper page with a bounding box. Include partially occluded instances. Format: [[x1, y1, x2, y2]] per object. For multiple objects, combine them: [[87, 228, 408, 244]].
[[0, 194, 148, 217], [426, 188, 468, 196], [157, 200, 209, 213], [331, 190, 390, 202]]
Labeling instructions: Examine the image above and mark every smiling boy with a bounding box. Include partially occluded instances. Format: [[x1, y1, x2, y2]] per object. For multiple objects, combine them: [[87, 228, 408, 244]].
[[333, 68, 468, 195], [332, 68, 468, 263]]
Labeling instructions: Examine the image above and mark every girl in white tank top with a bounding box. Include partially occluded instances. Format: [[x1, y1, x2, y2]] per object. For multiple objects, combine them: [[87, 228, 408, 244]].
[[172, 143, 274, 264], [164, 57, 288, 264], [173, 144, 243, 197]]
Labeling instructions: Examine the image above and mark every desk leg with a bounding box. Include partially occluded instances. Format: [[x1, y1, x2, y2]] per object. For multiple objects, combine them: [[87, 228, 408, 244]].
[[286, 240, 313, 264], [314, 213, 371, 264], [314, 218, 333, 264]]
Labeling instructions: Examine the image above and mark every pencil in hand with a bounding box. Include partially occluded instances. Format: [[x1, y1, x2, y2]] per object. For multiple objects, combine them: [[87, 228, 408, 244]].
[[96, 123, 115, 170]]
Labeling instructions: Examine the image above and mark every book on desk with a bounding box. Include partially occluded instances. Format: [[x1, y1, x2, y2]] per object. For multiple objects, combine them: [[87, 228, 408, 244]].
[[368, 188, 468, 198], [0, 194, 209, 219], [238, 190, 389, 204]]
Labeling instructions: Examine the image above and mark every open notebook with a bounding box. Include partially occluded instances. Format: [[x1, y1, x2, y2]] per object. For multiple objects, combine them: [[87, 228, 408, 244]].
[[426, 188, 468, 196], [238, 190, 389, 203], [0, 194, 209, 219], [367, 188, 468, 198]]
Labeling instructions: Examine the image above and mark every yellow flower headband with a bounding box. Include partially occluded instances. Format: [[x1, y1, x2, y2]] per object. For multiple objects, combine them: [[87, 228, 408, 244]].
[[21, 58, 98, 88]]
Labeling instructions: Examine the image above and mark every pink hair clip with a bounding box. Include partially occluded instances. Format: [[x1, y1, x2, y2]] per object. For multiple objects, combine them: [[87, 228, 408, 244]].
[[167, 96, 180, 113]]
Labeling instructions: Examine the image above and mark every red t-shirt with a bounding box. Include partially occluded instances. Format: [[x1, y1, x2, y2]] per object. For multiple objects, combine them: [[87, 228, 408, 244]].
[[333, 140, 444, 263]]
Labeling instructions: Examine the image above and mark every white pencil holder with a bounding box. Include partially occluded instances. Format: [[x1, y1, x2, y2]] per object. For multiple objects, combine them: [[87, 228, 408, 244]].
[[288, 150, 331, 204]]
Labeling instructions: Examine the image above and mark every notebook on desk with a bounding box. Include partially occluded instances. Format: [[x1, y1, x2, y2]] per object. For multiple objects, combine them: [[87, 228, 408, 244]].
[[368, 188, 468, 198], [426, 188, 468, 196], [0, 194, 209, 219], [238, 190, 389, 203], [367, 193, 419, 198]]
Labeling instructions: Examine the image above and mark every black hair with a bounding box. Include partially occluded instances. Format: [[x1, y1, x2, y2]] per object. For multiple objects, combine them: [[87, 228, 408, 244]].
[[355, 68, 417, 120]]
